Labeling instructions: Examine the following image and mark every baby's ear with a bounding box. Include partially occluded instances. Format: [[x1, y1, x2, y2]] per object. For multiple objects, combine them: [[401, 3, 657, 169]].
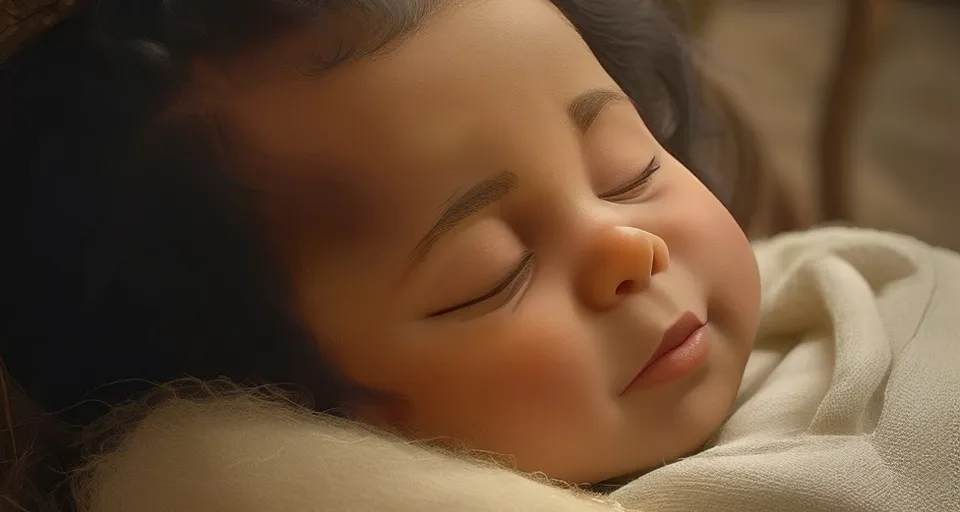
[[75, 395, 631, 512]]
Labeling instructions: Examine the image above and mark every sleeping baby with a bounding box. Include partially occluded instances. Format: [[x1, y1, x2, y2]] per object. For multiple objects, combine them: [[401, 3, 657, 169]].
[[2, 0, 957, 511]]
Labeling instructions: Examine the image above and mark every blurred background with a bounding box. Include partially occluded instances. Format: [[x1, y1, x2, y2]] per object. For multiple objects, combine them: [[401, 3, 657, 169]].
[[679, 0, 959, 250]]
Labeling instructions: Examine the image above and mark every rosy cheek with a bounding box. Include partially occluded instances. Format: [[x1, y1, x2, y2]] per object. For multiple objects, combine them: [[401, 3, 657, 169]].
[[402, 313, 602, 436]]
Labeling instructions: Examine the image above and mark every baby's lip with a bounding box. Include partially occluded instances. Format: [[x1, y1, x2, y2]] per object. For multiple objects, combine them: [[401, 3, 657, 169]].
[[644, 312, 704, 370], [620, 311, 705, 395]]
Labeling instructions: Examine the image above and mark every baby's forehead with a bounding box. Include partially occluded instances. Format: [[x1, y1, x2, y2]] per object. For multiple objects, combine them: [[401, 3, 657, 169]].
[[213, 0, 597, 150], [195, 0, 610, 250]]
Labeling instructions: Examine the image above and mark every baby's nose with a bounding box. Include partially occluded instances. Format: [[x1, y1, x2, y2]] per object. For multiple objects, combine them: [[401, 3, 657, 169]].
[[576, 225, 670, 311]]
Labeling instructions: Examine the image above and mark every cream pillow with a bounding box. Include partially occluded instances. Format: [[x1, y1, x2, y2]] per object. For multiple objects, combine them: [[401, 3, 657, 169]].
[[74, 392, 635, 512]]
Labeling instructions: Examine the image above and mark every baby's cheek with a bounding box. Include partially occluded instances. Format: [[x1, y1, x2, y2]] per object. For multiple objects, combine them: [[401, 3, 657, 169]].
[[476, 322, 599, 406], [700, 212, 761, 348], [663, 177, 760, 349], [409, 314, 606, 445]]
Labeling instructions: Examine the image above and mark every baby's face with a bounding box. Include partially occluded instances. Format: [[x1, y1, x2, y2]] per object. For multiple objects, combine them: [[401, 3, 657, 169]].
[[212, 0, 760, 482]]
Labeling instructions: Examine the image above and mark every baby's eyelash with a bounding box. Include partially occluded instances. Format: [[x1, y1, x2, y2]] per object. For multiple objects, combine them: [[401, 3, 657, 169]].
[[428, 251, 535, 318], [598, 157, 661, 200], [507, 253, 536, 312]]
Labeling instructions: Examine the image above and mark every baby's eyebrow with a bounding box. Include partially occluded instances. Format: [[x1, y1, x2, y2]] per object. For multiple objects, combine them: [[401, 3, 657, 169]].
[[407, 171, 519, 274], [403, 87, 628, 274], [567, 87, 631, 133]]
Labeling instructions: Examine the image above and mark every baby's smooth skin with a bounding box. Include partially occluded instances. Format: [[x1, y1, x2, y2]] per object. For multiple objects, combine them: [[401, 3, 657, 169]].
[[196, 0, 761, 483]]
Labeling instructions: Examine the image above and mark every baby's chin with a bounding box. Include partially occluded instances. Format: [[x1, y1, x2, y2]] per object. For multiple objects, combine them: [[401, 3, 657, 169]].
[[571, 378, 743, 483]]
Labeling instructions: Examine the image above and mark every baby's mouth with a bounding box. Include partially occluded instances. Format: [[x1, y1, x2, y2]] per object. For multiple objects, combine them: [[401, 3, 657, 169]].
[[620, 311, 708, 394]]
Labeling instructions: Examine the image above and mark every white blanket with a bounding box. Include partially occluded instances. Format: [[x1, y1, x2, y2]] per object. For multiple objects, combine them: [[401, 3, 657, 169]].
[[80, 228, 960, 512]]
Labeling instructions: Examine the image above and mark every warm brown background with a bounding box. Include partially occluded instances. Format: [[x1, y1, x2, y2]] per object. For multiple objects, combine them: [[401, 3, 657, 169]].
[[692, 0, 959, 250]]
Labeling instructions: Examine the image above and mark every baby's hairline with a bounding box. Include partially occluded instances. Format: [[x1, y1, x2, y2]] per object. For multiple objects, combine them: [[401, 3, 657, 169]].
[[149, 0, 489, 148]]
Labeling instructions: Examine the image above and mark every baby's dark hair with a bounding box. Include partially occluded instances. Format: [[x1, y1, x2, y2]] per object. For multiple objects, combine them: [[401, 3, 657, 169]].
[[2, 1, 723, 509]]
